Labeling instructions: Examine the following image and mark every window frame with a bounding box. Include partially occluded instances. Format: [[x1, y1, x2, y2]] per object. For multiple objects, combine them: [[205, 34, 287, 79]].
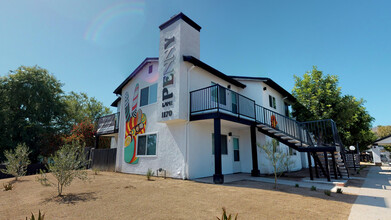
[[139, 83, 158, 107], [136, 132, 158, 157], [269, 95, 276, 109]]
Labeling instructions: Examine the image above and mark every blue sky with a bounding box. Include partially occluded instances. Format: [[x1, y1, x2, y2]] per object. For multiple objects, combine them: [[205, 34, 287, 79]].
[[1, 0, 390, 126]]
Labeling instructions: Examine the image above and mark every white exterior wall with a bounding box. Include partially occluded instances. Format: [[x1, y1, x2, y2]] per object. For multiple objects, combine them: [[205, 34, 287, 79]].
[[114, 15, 305, 179], [116, 61, 187, 179]]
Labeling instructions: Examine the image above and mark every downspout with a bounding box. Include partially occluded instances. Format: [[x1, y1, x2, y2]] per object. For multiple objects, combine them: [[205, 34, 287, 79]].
[[185, 64, 196, 179]]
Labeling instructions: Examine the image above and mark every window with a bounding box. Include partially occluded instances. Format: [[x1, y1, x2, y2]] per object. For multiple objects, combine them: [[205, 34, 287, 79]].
[[137, 133, 157, 156], [211, 82, 226, 105], [233, 137, 240, 161], [148, 65, 153, 73], [269, 95, 276, 109], [140, 83, 157, 107], [212, 134, 228, 155]]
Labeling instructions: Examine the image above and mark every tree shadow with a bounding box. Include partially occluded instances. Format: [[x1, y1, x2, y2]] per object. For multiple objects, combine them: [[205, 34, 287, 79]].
[[44, 192, 97, 205]]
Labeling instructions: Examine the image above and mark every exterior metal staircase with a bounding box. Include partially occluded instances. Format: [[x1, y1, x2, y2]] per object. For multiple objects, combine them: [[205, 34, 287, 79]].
[[255, 104, 350, 181], [189, 84, 350, 181]]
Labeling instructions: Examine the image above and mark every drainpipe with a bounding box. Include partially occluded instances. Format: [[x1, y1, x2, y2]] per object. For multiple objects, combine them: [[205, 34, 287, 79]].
[[185, 64, 196, 179]]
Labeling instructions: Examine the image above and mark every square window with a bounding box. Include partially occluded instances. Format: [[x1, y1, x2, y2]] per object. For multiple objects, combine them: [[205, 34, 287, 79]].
[[137, 134, 157, 156], [148, 65, 153, 73], [147, 134, 157, 155], [137, 135, 147, 155], [140, 87, 149, 107], [149, 84, 157, 104]]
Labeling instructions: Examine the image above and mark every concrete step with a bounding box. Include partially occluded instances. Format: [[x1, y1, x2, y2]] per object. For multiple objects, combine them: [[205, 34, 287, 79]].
[[281, 136, 293, 140]]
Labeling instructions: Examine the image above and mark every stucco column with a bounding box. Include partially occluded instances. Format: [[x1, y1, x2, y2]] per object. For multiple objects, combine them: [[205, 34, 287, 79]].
[[213, 118, 224, 184], [251, 124, 260, 176]]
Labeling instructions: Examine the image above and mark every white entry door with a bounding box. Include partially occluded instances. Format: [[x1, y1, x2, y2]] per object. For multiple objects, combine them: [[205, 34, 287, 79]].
[[233, 137, 241, 173]]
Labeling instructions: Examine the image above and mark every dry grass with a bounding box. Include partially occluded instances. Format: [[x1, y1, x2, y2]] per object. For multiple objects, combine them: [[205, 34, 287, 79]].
[[0, 171, 357, 219]]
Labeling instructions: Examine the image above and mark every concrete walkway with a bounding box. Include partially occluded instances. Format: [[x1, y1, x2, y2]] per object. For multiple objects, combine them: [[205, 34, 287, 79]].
[[349, 165, 391, 220]]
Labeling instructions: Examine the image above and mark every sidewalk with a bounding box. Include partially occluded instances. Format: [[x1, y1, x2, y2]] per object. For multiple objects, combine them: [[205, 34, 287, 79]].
[[348, 165, 391, 220]]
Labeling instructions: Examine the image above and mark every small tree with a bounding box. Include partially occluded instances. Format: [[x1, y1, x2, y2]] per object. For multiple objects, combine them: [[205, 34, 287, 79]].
[[258, 139, 293, 189], [47, 141, 89, 196], [1, 143, 31, 180]]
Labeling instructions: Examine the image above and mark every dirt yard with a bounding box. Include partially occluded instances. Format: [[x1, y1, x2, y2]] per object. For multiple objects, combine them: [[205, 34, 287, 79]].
[[1, 171, 357, 219]]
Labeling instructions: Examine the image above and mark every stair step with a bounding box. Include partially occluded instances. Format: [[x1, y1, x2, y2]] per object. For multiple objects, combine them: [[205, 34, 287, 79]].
[[275, 133, 285, 136], [295, 143, 309, 147], [288, 139, 300, 144], [281, 136, 293, 140]]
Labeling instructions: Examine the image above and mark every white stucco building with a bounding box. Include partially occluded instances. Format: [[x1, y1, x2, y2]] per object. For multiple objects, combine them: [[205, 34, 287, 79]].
[[96, 13, 350, 183]]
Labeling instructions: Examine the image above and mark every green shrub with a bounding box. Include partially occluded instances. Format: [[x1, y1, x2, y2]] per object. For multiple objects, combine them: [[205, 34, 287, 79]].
[[324, 190, 331, 196], [3, 182, 14, 191], [26, 210, 45, 220], [146, 168, 154, 181], [1, 143, 31, 181], [336, 188, 343, 194], [216, 207, 238, 220], [47, 141, 89, 196], [92, 168, 100, 175], [311, 186, 317, 191], [295, 183, 299, 187], [36, 169, 51, 186]]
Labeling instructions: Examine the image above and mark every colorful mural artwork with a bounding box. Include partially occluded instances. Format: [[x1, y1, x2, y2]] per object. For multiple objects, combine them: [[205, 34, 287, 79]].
[[124, 83, 147, 164]]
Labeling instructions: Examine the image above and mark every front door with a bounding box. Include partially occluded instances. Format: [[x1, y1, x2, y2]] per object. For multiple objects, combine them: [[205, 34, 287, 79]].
[[233, 137, 241, 173]]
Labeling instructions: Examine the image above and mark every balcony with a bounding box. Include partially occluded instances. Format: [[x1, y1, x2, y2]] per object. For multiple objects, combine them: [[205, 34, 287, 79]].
[[96, 112, 119, 135], [190, 84, 256, 123]]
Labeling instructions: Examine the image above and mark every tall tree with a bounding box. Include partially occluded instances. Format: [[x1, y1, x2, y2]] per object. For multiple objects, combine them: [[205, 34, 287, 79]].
[[292, 66, 375, 151], [374, 125, 391, 139], [0, 66, 67, 161], [63, 91, 111, 131]]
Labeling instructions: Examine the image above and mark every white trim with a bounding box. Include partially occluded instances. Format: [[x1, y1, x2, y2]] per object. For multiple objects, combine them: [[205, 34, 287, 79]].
[[136, 132, 158, 157]]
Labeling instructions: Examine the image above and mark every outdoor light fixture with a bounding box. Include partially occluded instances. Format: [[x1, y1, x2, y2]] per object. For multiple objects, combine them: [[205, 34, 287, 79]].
[[349, 146, 356, 151], [228, 132, 232, 136], [228, 85, 231, 89], [263, 87, 267, 91]]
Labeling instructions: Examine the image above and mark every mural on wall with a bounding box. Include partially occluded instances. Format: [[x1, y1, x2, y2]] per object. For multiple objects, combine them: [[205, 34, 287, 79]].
[[124, 83, 147, 164]]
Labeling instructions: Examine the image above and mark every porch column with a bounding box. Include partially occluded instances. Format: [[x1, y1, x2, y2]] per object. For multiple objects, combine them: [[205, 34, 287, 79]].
[[251, 124, 260, 176], [324, 151, 331, 182], [213, 118, 224, 184]]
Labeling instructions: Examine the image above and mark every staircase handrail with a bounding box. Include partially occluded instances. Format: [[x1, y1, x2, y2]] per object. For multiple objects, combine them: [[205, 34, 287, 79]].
[[255, 104, 314, 147]]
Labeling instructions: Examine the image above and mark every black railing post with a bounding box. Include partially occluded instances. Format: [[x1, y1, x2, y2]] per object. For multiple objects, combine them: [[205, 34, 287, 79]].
[[251, 124, 260, 176], [213, 118, 223, 184]]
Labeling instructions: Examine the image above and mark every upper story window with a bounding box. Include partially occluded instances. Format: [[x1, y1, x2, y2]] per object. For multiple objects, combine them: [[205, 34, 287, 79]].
[[269, 95, 276, 109], [148, 65, 153, 74], [284, 102, 292, 117], [140, 83, 158, 107]]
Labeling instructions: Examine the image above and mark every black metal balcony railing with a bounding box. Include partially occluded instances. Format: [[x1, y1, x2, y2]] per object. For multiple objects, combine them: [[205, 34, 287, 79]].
[[189, 85, 349, 152], [96, 112, 120, 135], [255, 104, 313, 146], [190, 84, 255, 119]]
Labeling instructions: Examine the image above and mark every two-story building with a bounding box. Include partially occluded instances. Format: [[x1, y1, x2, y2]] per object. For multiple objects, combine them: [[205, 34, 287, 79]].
[[97, 13, 350, 184]]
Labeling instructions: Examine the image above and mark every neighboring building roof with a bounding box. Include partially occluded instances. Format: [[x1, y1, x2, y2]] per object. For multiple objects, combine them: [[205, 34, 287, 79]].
[[111, 97, 121, 107], [113, 57, 158, 94], [183, 56, 246, 89], [159, 12, 201, 32], [373, 134, 391, 145], [230, 76, 296, 103]]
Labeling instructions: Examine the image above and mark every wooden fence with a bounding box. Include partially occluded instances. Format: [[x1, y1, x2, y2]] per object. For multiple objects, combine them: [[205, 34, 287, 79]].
[[89, 148, 117, 172]]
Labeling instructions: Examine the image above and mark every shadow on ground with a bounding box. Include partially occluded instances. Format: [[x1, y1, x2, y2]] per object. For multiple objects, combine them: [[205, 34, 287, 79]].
[[44, 192, 97, 205]]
